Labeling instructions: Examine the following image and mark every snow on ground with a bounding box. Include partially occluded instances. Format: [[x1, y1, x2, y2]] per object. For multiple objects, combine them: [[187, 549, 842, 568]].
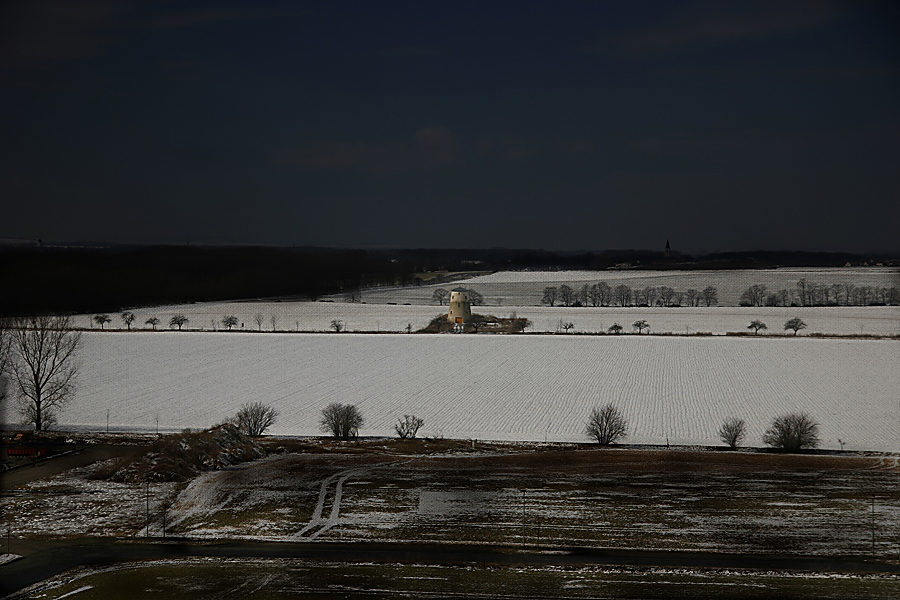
[[39, 331, 900, 452], [452, 267, 900, 307], [73, 302, 900, 336], [359, 267, 900, 307], [0, 461, 179, 538]]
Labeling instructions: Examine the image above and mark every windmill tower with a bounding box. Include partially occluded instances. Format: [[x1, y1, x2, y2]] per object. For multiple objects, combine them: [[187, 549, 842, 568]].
[[447, 288, 472, 325]]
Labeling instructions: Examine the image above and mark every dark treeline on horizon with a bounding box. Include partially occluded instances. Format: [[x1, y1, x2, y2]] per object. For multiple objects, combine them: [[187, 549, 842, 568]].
[[1, 244, 896, 316]]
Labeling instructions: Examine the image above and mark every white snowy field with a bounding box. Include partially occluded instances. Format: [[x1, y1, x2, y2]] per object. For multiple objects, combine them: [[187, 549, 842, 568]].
[[360, 266, 900, 307], [74, 302, 900, 336], [29, 332, 900, 452]]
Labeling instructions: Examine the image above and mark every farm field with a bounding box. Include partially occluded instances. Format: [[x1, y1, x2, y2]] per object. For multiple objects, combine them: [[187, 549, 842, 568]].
[[3, 446, 898, 569], [39, 331, 900, 452], [74, 301, 900, 336], [13, 555, 900, 600], [361, 266, 900, 307]]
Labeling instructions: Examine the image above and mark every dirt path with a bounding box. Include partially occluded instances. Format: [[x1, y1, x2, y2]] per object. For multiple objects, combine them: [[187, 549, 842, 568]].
[[294, 460, 410, 539]]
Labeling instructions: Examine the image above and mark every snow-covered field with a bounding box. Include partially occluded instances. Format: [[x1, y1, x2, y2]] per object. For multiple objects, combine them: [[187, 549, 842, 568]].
[[34, 331, 900, 452], [362, 267, 900, 307], [74, 302, 900, 336]]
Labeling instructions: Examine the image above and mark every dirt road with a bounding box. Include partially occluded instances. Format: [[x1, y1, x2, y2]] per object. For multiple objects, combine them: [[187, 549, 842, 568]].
[[1, 445, 141, 490]]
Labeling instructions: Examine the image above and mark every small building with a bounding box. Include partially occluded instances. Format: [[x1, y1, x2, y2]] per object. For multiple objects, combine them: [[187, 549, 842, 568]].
[[447, 288, 472, 325]]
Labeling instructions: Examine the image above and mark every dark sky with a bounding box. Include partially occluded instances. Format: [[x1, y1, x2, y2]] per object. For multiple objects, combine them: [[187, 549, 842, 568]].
[[2, 1, 898, 253]]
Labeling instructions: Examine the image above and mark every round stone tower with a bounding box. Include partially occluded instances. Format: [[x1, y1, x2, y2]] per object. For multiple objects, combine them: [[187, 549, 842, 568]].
[[447, 288, 472, 324]]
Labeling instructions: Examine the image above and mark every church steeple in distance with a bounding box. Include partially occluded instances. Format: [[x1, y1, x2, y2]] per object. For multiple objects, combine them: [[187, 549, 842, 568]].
[[665, 239, 671, 258]]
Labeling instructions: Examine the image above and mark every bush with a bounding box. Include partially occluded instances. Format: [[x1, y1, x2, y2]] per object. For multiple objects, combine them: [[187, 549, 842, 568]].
[[395, 415, 424, 439], [235, 401, 279, 436], [585, 404, 627, 445], [320, 403, 364, 439], [718, 417, 746, 448], [763, 413, 819, 451]]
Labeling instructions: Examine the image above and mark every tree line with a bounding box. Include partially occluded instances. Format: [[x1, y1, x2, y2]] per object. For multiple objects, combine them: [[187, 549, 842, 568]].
[[242, 399, 823, 454], [539, 283, 719, 308], [739, 279, 900, 307]]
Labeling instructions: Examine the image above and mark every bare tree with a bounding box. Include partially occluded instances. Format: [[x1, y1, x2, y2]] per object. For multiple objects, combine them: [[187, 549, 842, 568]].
[[559, 320, 574, 333], [719, 417, 746, 448], [613, 284, 632, 307], [234, 401, 279, 436], [469, 314, 489, 333], [796, 278, 809, 306], [0, 319, 12, 407], [330, 319, 345, 333], [120, 312, 136, 330], [222, 315, 239, 330], [632, 319, 649, 334], [514, 317, 532, 333], [586, 283, 602, 307], [643, 286, 659, 307], [684, 288, 699, 307], [93, 314, 112, 329], [658, 286, 676, 307], [8, 316, 81, 431], [558, 285, 576, 307], [395, 414, 424, 439], [466, 289, 485, 306], [254, 312, 264, 331], [632, 287, 647, 306], [597, 281, 612, 306], [747, 320, 767, 334], [541, 286, 558, 307], [169, 314, 188, 330], [783, 317, 807, 335], [432, 288, 449, 306], [607, 322, 623, 335], [701, 286, 718, 307], [344, 288, 362, 303], [585, 404, 627, 445], [320, 403, 364, 439], [145, 316, 160, 330], [739, 284, 767, 307], [270, 315, 278, 331], [763, 413, 819, 451]]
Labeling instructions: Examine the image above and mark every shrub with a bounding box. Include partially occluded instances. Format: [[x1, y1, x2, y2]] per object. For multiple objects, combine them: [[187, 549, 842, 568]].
[[320, 403, 364, 440], [235, 401, 279, 436], [718, 417, 746, 448], [395, 415, 424, 439], [763, 413, 819, 451], [585, 404, 627, 445]]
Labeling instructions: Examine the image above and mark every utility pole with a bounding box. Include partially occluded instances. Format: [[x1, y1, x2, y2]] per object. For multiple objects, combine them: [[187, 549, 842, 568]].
[[871, 495, 876, 556], [106, 409, 110, 433], [146, 481, 150, 537], [522, 490, 526, 546]]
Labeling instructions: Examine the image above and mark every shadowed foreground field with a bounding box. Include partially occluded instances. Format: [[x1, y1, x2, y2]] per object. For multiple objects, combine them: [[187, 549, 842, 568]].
[[16, 555, 900, 600], [162, 444, 900, 558], [3, 442, 899, 599]]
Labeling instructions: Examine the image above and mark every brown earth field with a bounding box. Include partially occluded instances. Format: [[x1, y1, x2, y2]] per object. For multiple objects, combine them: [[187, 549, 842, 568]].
[[3, 439, 899, 599], [164, 439, 900, 557]]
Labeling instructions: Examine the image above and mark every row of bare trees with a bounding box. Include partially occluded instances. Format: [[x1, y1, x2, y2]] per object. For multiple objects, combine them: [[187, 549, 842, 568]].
[[431, 288, 485, 306], [741, 280, 900, 307], [587, 403, 820, 451], [542, 283, 719, 308], [233, 401, 425, 442]]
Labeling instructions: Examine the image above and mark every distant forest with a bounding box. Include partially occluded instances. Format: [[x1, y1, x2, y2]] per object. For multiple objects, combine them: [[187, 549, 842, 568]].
[[1, 244, 896, 316]]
